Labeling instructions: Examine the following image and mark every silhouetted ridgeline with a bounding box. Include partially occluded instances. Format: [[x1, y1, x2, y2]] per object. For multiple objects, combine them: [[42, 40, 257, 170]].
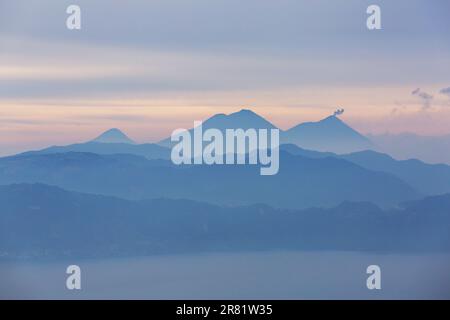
[[0, 151, 419, 209], [280, 144, 450, 196], [1, 183, 449, 259], [2, 110, 450, 260]]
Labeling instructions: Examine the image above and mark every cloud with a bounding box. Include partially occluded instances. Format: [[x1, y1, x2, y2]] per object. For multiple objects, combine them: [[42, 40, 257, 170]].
[[411, 88, 433, 110], [440, 87, 450, 98], [1, 0, 450, 102]]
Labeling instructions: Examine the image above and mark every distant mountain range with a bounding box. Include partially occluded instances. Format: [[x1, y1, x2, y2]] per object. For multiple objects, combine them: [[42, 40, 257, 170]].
[[0, 151, 419, 209], [281, 115, 373, 154], [92, 128, 136, 144], [159, 109, 450, 163], [280, 144, 450, 196], [160, 109, 373, 154], [159, 109, 277, 148], [21, 141, 170, 160], [2, 107, 450, 211], [9, 136, 450, 202], [2, 108, 450, 259], [369, 133, 450, 165], [1, 183, 449, 259], [8, 109, 450, 165]]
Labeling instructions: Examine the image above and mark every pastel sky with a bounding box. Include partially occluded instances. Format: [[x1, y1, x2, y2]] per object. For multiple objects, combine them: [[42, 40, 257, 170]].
[[1, 0, 450, 155]]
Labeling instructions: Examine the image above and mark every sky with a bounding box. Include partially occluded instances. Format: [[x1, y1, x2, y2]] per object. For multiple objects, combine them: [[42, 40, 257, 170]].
[[1, 0, 450, 155]]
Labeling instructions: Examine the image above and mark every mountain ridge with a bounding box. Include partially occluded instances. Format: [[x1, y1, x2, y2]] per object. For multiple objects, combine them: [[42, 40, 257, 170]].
[[280, 143, 450, 196], [1, 183, 448, 259], [92, 128, 135, 144], [282, 115, 373, 154], [8, 109, 374, 156], [158, 109, 373, 154], [0, 150, 420, 209], [158, 108, 278, 147]]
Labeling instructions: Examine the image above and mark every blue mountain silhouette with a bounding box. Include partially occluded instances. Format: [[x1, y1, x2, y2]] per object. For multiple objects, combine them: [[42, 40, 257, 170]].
[[158, 109, 277, 147], [20, 141, 170, 160], [20, 109, 372, 158], [1, 108, 450, 259], [18, 128, 169, 160], [281, 144, 450, 196], [1, 183, 449, 259], [4, 106, 450, 207], [91, 128, 135, 144], [159, 109, 373, 154], [0, 151, 419, 209], [282, 115, 373, 154]]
